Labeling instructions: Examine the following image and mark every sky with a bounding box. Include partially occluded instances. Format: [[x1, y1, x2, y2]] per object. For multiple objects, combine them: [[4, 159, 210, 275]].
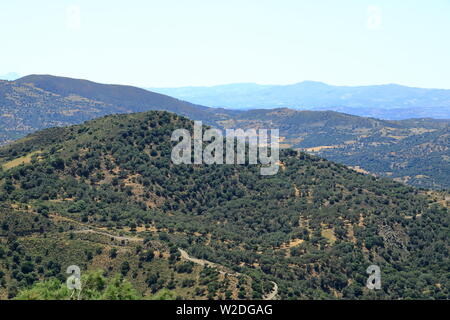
[[1, 0, 450, 88]]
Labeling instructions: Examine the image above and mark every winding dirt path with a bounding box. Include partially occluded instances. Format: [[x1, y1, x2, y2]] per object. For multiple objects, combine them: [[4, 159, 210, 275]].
[[73, 229, 143, 242], [52, 213, 279, 299], [263, 281, 278, 300], [179, 248, 219, 268], [178, 248, 278, 300]]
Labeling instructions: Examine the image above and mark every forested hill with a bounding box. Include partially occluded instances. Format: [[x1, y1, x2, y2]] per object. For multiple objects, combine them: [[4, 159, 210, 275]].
[[211, 108, 450, 190], [0, 111, 448, 299], [1, 75, 449, 189]]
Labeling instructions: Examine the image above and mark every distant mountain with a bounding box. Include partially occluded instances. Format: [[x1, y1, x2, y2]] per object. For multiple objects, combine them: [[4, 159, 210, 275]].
[[0, 110, 448, 299], [14, 74, 211, 117], [0, 74, 215, 145], [150, 82, 450, 120], [1, 75, 449, 189]]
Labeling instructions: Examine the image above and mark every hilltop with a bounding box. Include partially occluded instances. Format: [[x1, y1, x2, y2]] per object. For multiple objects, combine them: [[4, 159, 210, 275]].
[[0, 111, 448, 299], [1, 75, 449, 189]]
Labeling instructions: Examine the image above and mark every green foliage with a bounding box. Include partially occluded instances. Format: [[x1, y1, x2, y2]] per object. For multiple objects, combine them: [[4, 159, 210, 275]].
[[148, 288, 176, 300], [0, 110, 448, 300], [15, 270, 140, 300], [14, 279, 70, 300], [101, 274, 139, 300]]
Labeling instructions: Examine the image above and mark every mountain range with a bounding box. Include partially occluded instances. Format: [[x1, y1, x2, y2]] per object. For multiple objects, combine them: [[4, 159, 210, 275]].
[[1, 75, 449, 189], [150, 82, 450, 120]]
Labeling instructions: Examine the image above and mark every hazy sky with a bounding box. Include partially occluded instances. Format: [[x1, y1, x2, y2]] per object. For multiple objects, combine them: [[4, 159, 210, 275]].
[[1, 0, 449, 88]]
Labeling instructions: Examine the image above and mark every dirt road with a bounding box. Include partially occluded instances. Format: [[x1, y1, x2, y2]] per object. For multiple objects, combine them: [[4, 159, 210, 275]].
[[73, 229, 143, 242], [178, 248, 278, 300]]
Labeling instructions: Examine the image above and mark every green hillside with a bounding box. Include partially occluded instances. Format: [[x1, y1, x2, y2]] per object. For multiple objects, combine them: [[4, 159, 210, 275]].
[[0, 111, 448, 300], [211, 108, 450, 189]]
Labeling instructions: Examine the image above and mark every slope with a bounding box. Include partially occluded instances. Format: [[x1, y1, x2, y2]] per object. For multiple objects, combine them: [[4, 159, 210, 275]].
[[0, 111, 448, 299]]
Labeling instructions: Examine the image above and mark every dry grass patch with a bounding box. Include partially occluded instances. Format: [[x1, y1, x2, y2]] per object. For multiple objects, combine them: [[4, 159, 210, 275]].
[[321, 229, 336, 245], [2, 151, 42, 170]]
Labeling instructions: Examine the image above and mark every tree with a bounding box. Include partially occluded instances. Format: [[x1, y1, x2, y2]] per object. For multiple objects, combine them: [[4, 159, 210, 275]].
[[101, 274, 139, 300], [110, 248, 118, 259], [120, 261, 130, 276], [14, 279, 70, 300], [15, 270, 140, 300], [149, 289, 176, 300]]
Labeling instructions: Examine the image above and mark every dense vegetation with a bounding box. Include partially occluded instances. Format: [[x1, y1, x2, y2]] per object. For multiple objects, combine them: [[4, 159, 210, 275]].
[[218, 109, 450, 189], [320, 126, 450, 190], [15, 270, 142, 300], [0, 111, 448, 300]]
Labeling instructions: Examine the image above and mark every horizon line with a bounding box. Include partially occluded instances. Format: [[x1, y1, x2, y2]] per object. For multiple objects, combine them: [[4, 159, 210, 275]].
[[3, 73, 450, 91]]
